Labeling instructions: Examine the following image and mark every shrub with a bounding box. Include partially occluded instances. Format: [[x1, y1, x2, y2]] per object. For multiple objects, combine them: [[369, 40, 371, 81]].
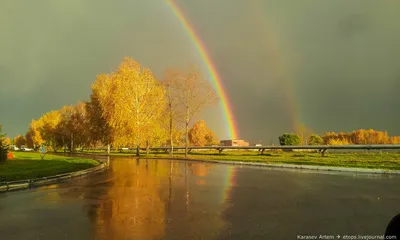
[[278, 133, 301, 146], [308, 134, 323, 145]]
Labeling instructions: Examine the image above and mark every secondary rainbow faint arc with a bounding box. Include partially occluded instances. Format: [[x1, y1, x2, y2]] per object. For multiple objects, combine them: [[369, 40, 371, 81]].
[[166, 0, 239, 139], [250, 0, 302, 132]]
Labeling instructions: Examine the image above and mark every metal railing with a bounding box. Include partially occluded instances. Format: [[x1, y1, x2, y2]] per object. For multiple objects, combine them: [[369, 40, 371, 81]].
[[84, 144, 400, 157]]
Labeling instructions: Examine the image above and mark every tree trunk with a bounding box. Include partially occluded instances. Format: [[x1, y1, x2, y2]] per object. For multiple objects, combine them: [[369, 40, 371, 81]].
[[184, 87, 190, 158], [107, 144, 110, 155], [70, 132, 74, 153], [167, 84, 174, 158], [62, 136, 65, 153], [52, 138, 57, 153], [169, 115, 173, 158], [185, 119, 189, 158], [136, 122, 140, 157]]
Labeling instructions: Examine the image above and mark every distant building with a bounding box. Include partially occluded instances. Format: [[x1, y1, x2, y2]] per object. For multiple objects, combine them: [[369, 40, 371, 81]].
[[220, 139, 249, 147]]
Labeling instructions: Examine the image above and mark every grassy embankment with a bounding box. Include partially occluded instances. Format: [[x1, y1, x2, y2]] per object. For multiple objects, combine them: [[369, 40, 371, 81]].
[[0, 152, 99, 182], [83, 149, 400, 170]]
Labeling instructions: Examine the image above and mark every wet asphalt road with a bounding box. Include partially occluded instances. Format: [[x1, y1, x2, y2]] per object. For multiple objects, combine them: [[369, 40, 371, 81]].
[[0, 157, 399, 240]]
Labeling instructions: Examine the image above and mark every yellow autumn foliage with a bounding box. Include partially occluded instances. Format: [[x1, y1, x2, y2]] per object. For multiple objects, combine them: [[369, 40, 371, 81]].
[[26, 57, 221, 151], [323, 129, 398, 145], [188, 120, 219, 146], [93, 57, 167, 147]]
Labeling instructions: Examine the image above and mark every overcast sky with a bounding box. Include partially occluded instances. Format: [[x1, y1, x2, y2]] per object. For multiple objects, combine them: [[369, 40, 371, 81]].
[[1, 0, 399, 143]]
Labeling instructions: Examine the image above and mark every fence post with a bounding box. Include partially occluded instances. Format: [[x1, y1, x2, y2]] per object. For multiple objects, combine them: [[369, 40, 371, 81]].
[[259, 148, 265, 155], [218, 148, 223, 154], [321, 149, 327, 157]]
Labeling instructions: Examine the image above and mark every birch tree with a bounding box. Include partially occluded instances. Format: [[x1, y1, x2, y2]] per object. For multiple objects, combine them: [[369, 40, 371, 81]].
[[94, 57, 166, 155], [174, 67, 219, 157], [37, 110, 61, 151], [163, 69, 184, 157]]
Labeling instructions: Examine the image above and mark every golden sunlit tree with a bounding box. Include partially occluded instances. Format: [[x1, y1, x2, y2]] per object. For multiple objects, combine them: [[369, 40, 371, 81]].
[[172, 129, 185, 147], [205, 130, 219, 146], [56, 102, 91, 152], [188, 120, 219, 146], [3, 137, 11, 147], [327, 138, 351, 145], [14, 134, 26, 148], [390, 136, 400, 144], [173, 67, 219, 157], [26, 119, 44, 149], [146, 121, 169, 147], [93, 57, 166, 155], [37, 110, 62, 151], [321, 129, 398, 145]]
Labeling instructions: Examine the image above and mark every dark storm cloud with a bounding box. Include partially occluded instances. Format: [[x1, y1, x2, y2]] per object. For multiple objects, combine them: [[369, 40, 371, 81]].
[[1, 0, 399, 143], [0, 0, 199, 137], [174, 0, 400, 143]]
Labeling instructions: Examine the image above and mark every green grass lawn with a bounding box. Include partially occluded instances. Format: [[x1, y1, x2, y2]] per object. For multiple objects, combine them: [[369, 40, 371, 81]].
[[83, 149, 400, 170], [0, 152, 99, 182]]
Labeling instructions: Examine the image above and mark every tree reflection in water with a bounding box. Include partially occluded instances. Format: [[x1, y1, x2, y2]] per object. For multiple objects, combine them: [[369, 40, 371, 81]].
[[84, 158, 227, 240], [86, 158, 168, 240]]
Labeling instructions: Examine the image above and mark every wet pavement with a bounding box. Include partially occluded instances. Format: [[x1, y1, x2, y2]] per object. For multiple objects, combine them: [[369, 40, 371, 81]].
[[0, 157, 399, 240]]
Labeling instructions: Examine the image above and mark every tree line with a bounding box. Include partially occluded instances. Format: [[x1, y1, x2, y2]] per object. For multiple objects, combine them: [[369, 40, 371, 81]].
[[279, 129, 400, 146], [10, 57, 219, 156], [3, 58, 400, 152]]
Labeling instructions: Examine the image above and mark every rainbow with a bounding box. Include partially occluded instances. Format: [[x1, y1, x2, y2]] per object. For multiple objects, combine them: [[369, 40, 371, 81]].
[[166, 0, 239, 139], [249, 0, 303, 132]]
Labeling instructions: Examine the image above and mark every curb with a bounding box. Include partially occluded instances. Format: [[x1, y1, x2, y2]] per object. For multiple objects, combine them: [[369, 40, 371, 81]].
[[75, 152, 400, 175], [0, 161, 108, 193]]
